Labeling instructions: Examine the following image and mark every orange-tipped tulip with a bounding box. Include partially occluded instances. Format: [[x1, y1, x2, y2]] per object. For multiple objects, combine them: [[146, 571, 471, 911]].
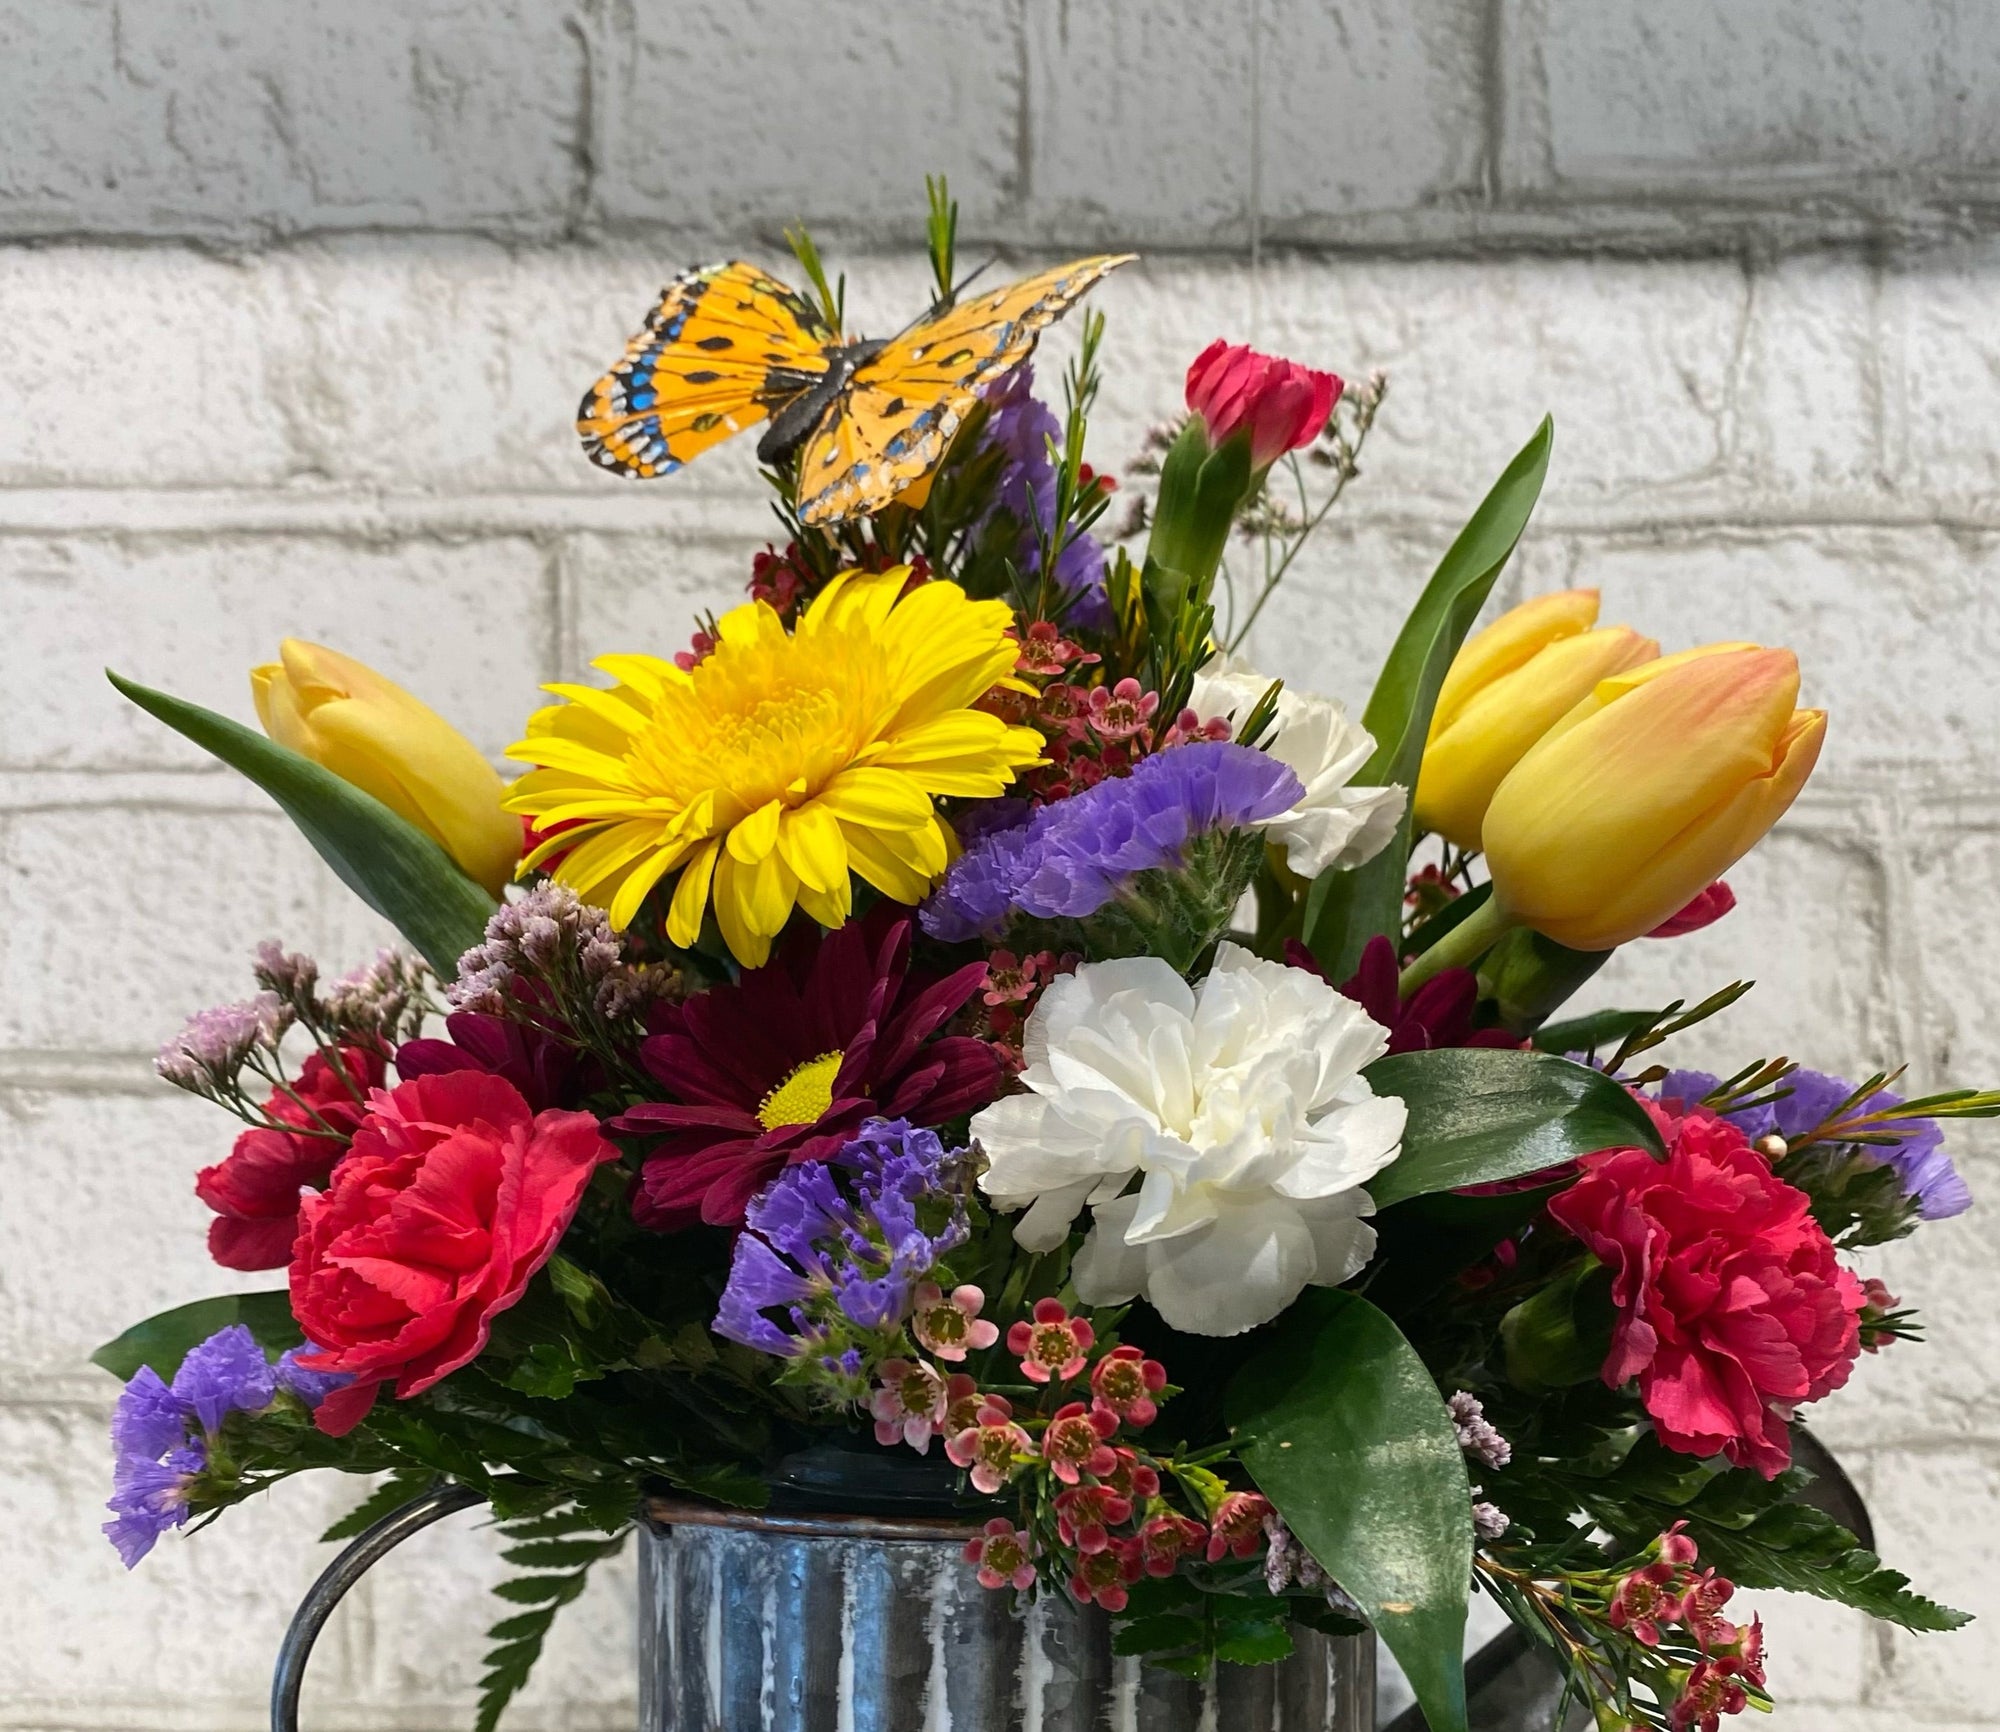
[[1417, 588, 1659, 850], [252, 640, 520, 898], [1481, 645, 1825, 951]]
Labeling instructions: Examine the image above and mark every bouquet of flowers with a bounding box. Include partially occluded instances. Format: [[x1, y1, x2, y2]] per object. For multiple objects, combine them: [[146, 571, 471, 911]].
[[99, 186, 1987, 1732]]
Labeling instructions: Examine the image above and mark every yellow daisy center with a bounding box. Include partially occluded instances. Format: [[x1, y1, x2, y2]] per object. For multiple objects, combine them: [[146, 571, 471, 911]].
[[757, 1050, 845, 1132], [504, 569, 1045, 966]]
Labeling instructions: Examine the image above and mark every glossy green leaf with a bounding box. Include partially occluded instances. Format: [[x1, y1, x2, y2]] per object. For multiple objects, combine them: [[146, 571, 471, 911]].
[[1364, 1047, 1664, 1209], [1229, 1289, 1472, 1732], [108, 671, 496, 976], [1304, 417, 1553, 980], [91, 1291, 300, 1382]]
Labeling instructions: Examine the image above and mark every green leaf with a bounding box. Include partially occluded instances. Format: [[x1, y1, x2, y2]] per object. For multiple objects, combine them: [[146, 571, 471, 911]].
[[91, 1291, 301, 1383], [1228, 1289, 1473, 1732], [1499, 1259, 1615, 1391], [107, 671, 495, 975], [1364, 1048, 1664, 1209], [1690, 1500, 1971, 1634], [1533, 1007, 1658, 1055], [320, 1473, 439, 1543], [1303, 417, 1553, 980]]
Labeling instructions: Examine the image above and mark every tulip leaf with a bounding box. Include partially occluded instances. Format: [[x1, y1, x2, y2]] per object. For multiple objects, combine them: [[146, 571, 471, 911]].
[[1363, 1047, 1663, 1208], [107, 671, 496, 976], [91, 1291, 301, 1383], [1229, 1289, 1472, 1732], [1303, 416, 1553, 980]]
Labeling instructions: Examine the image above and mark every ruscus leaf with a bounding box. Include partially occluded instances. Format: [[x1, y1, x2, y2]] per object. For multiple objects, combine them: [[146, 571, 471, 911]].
[[91, 1291, 301, 1383], [1304, 417, 1553, 980], [1364, 1048, 1664, 1208], [1228, 1289, 1473, 1732]]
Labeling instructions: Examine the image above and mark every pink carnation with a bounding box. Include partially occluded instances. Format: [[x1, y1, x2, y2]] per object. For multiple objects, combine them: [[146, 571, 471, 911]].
[[1549, 1104, 1865, 1478]]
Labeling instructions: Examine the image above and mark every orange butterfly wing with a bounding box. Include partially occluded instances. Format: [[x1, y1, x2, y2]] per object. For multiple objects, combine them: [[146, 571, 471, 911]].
[[578, 261, 834, 479], [794, 254, 1135, 525]]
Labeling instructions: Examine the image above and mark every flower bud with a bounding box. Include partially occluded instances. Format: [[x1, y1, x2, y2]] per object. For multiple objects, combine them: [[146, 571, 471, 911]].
[[1183, 340, 1342, 470], [1416, 590, 1659, 850], [1482, 644, 1825, 951], [252, 640, 520, 897]]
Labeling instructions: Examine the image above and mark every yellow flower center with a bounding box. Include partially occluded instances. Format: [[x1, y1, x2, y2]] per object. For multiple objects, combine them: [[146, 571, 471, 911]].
[[757, 1050, 845, 1131]]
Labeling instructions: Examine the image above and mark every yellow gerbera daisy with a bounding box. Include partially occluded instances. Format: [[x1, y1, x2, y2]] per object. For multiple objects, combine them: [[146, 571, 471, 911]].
[[503, 568, 1044, 966]]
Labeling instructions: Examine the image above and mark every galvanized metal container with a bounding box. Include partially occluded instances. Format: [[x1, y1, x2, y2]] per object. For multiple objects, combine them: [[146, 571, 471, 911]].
[[639, 1497, 1375, 1732]]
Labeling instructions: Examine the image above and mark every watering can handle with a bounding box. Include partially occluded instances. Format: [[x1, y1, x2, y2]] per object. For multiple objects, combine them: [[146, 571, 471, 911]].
[[270, 1483, 485, 1732]]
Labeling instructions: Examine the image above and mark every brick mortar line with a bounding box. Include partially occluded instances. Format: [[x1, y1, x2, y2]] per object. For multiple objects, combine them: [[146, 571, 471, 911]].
[[6, 199, 2000, 259], [10, 490, 2000, 540]]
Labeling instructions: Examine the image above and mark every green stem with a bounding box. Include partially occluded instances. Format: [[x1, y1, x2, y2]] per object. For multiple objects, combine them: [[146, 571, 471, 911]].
[[1397, 894, 1517, 998]]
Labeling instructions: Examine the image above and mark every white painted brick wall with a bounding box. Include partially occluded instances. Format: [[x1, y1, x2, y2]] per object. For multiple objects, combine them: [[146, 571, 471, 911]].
[[4, 4, 1999, 1729]]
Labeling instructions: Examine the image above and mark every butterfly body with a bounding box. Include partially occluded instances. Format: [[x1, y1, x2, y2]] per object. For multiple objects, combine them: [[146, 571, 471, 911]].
[[579, 254, 1134, 523], [755, 337, 887, 466]]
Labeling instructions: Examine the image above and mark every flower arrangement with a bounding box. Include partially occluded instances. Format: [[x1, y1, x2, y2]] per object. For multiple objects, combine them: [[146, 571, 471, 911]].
[[99, 191, 1989, 1732]]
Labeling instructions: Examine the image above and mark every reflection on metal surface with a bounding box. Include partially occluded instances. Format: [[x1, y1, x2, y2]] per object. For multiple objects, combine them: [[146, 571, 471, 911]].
[[640, 1499, 1375, 1731]]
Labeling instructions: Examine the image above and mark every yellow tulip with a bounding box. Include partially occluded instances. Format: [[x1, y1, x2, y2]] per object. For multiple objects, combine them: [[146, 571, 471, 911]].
[[1480, 644, 1825, 951], [252, 640, 520, 898], [1417, 588, 1659, 849]]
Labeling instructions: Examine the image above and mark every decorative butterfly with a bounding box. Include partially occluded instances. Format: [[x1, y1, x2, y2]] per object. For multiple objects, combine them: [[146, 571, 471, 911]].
[[577, 254, 1135, 525]]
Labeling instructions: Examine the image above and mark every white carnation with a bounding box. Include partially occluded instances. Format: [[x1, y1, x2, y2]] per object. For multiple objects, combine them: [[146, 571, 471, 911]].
[[972, 943, 1406, 1336], [1188, 656, 1406, 877]]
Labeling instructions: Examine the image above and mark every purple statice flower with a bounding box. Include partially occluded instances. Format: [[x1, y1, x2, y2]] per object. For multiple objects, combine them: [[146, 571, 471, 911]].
[[976, 366, 1110, 630], [712, 1119, 971, 1359], [1656, 1067, 1972, 1221], [104, 1326, 341, 1568], [105, 1444, 207, 1568], [274, 1346, 353, 1408], [922, 742, 1304, 942], [173, 1324, 277, 1433], [154, 993, 287, 1089]]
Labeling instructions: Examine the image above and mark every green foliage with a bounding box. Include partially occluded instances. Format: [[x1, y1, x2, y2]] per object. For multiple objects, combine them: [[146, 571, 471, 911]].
[[1475, 927, 1609, 1035], [1499, 1260, 1616, 1392], [1228, 1289, 1473, 1732], [320, 1472, 440, 1543], [107, 672, 495, 975], [1303, 416, 1554, 981], [1364, 1048, 1664, 1208], [477, 1504, 632, 1732], [1110, 1572, 1361, 1678], [1690, 1495, 1969, 1633], [91, 1290, 300, 1382]]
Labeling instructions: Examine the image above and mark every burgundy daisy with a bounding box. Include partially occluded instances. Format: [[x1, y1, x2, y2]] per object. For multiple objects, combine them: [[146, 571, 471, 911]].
[[613, 912, 1004, 1230]]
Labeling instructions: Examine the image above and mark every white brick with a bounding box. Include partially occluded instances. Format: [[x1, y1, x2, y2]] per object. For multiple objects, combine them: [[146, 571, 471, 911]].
[[0, 0, 581, 239], [0, 807, 396, 1054], [1861, 1444, 2000, 1719], [1258, 0, 1488, 235], [1530, 0, 2000, 191], [0, 1086, 278, 1376], [0, 247, 298, 487], [1248, 257, 1745, 510], [1885, 241, 2000, 501], [0, 1401, 357, 1712], [1546, 526, 2000, 777], [595, 0, 1020, 239], [1734, 257, 1886, 497], [2, 532, 554, 769], [1022, 0, 1256, 247], [354, 1510, 634, 1723]]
